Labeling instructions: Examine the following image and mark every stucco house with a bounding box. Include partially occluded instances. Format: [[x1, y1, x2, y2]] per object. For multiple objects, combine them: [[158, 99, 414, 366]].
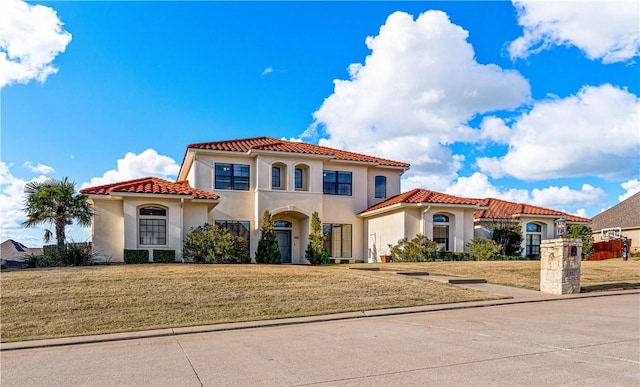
[[81, 136, 591, 263], [473, 198, 591, 257], [591, 191, 639, 253]]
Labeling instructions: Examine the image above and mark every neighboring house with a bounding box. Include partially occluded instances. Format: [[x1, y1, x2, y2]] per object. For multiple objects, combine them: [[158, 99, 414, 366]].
[[0, 239, 42, 269], [591, 191, 640, 253], [359, 189, 485, 258], [81, 136, 591, 263], [473, 198, 592, 257]]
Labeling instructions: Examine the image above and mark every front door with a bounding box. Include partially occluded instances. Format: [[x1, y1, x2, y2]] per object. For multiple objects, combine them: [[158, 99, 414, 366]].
[[275, 230, 292, 263]]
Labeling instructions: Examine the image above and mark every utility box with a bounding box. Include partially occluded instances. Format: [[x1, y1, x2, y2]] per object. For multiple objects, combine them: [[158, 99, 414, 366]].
[[540, 238, 582, 294]]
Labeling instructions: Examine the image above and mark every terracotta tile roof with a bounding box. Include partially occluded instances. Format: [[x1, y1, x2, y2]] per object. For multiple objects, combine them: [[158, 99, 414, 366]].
[[361, 188, 483, 214], [80, 177, 219, 200], [187, 136, 410, 168], [591, 191, 640, 231], [474, 198, 591, 223]]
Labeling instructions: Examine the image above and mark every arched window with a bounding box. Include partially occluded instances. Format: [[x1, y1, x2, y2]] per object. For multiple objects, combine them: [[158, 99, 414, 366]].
[[272, 163, 287, 190], [374, 176, 387, 199], [433, 214, 450, 251], [294, 164, 309, 191], [526, 223, 542, 257], [139, 206, 167, 245]]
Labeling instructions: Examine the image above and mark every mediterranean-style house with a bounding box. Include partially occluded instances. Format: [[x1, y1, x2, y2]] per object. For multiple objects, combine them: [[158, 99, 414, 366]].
[[80, 136, 591, 263]]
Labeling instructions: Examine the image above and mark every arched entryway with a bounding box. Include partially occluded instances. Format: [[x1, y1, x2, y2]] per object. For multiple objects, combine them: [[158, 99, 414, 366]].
[[271, 208, 311, 264]]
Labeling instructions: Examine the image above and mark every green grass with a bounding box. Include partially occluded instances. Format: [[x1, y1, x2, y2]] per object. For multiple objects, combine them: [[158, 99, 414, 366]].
[[2, 259, 637, 343]]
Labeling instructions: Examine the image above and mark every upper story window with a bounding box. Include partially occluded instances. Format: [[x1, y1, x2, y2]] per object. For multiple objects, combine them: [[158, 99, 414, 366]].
[[272, 166, 282, 189], [294, 164, 309, 191], [374, 176, 387, 199], [323, 170, 352, 196], [215, 163, 249, 190], [139, 206, 167, 246]]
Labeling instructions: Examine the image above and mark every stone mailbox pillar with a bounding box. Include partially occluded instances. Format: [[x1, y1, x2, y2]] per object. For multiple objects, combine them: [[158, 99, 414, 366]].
[[540, 238, 582, 294]]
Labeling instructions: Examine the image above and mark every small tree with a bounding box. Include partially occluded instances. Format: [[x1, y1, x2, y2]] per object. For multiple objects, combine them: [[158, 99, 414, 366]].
[[390, 234, 439, 262], [491, 222, 523, 256], [467, 238, 502, 261], [563, 224, 594, 259], [255, 211, 281, 264], [305, 211, 330, 265], [183, 224, 249, 263], [23, 177, 93, 248]]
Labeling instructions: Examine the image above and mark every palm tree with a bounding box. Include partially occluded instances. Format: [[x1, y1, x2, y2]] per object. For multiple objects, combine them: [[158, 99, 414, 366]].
[[23, 177, 93, 248]]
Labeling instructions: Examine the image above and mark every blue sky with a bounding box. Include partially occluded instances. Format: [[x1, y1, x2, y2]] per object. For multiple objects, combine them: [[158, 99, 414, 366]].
[[1, 0, 639, 246]]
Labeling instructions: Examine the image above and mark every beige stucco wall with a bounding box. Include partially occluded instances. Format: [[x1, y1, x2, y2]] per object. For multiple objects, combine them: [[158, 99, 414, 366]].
[[365, 210, 406, 261], [366, 168, 403, 208], [90, 198, 125, 263]]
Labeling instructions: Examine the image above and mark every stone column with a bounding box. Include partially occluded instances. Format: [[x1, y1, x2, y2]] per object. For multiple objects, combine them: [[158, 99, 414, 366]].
[[540, 238, 582, 294]]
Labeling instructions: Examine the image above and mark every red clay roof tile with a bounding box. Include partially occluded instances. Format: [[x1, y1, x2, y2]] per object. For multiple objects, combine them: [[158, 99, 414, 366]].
[[474, 198, 590, 222], [80, 177, 219, 200], [361, 188, 482, 214], [187, 136, 410, 168]]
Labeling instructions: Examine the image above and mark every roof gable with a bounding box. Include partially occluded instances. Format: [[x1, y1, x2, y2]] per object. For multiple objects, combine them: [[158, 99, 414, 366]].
[[186, 136, 410, 168], [80, 177, 219, 200]]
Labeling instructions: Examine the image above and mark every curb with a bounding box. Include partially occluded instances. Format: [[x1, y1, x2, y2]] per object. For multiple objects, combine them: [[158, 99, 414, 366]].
[[2, 289, 638, 352]]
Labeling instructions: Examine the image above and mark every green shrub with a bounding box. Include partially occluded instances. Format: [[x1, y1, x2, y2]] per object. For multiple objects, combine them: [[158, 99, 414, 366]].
[[183, 224, 250, 264], [305, 211, 330, 265], [124, 249, 149, 264], [467, 238, 501, 261], [437, 251, 473, 261], [390, 234, 439, 262], [491, 223, 523, 256], [25, 243, 94, 267], [153, 249, 175, 263], [255, 211, 281, 264]]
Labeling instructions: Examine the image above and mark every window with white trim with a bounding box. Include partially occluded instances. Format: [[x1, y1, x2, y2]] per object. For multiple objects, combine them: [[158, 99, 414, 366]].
[[139, 206, 167, 245], [215, 163, 250, 190], [374, 175, 386, 199], [526, 223, 542, 256], [433, 214, 450, 251], [322, 224, 352, 258], [323, 170, 352, 196]]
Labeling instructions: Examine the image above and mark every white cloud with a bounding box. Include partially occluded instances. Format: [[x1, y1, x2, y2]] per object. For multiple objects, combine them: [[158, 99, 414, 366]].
[[509, 0, 640, 63], [445, 172, 606, 215], [478, 116, 511, 144], [0, 0, 72, 88], [308, 10, 530, 183], [0, 162, 48, 240], [23, 161, 54, 174], [81, 149, 180, 189], [477, 84, 640, 181], [261, 67, 273, 76], [619, 179, 640, 201]]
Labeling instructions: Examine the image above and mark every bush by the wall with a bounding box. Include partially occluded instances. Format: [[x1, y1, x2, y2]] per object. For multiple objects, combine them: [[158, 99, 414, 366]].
[[466, 238, 502, 261], [183, 224, 250, 264], [390, 234, 439, 262], [153, 249, 175, 263], [124, 249, 149, 264]]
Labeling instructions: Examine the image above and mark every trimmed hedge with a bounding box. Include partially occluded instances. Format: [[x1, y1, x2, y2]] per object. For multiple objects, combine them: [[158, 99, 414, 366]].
[[153, 249, 176, 263], [124, 249, 149, 264]]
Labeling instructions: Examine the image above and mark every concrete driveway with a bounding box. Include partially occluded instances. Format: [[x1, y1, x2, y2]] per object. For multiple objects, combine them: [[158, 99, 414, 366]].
[[2, 292, 638, 386]]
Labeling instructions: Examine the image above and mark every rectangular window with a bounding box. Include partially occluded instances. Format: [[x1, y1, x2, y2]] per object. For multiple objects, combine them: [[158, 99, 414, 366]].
[[322, 224, 352, 258], [139, 219, 166, 245], [215, 220, 250, 246], [374, 176, 386, 199], [295, 168, 303, 190], [323, 170, 352, 196], [433, 225, 449, 251], [272, 167, 281, 188], [215, 163, 250, 190], [526, 234, 541, 256]]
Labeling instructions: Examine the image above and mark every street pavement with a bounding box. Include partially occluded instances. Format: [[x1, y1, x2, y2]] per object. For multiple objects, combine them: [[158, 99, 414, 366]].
[[2, 286, 638, 387]]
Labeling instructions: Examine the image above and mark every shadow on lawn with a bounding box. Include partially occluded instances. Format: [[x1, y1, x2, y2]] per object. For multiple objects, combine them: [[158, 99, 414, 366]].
[[580, 282, 640, 292]]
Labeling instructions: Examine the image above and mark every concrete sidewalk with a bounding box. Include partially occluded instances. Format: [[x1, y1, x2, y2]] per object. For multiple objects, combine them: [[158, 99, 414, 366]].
[[2, 276, 637, 352]]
